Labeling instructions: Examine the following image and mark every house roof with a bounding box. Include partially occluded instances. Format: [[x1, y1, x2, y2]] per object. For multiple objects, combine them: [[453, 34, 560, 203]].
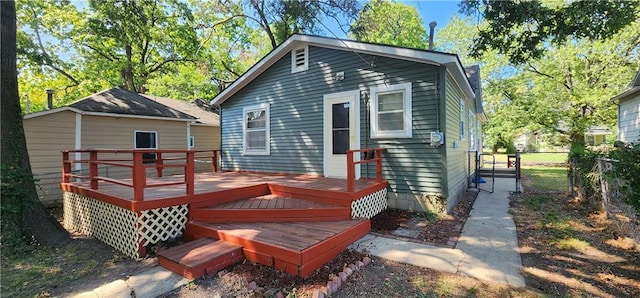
[[140, 95, 220, 126], [25, 87, 197, 122], [465, 65, 487, 122], [211, 34, 476, 106], [611, 69, 640, 103]]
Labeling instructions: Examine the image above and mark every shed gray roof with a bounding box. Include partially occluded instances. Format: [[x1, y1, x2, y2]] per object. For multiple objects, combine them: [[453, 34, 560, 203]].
[[69, 87, 196, 120], [611, 69, 640, 103], [140, 95, 219, 125]]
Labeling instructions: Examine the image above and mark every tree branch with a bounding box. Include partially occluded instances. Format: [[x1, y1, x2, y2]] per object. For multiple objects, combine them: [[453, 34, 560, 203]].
[[526, 63, 572, 90], [31, 11, 79, 86], [221, 60, 240, 77], [250, 0, 277, 49], [147, 58, 194, 74]]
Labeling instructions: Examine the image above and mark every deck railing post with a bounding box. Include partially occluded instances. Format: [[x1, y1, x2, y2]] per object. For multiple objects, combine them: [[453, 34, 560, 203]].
[[347, 150, 355, 192], [212, 150, 218, 172], [62, 151, 71, 183], [186, 151, 195, 195], [132, 151, 146, 201], [375, 149, 383, 182], [89, 150, 98, 189], [155, 152, 163, 177]]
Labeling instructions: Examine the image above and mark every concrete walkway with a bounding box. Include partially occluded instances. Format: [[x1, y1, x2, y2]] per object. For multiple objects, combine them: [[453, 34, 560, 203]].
[[72, 266, 190, 298], [349, 177, 526, 288]]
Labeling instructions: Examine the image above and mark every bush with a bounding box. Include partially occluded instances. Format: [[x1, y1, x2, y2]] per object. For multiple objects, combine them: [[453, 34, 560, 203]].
[[610, 142, 640, 214]]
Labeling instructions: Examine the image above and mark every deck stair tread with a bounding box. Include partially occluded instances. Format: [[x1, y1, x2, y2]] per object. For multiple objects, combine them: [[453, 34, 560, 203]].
[[185, 219, 370, 277], [200, 194, 342, 209], [157, 238, 244, 279]]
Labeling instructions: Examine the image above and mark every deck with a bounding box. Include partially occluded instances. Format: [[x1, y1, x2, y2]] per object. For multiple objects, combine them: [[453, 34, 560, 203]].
[[61, 148, 388, 278]]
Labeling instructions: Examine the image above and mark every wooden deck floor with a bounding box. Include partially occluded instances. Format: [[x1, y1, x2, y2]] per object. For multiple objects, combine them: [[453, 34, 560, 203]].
[[62, 171, 386, 211]]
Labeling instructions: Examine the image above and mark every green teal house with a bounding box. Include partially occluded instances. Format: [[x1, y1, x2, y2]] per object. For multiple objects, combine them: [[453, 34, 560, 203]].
[[211, 34, 485, 213]]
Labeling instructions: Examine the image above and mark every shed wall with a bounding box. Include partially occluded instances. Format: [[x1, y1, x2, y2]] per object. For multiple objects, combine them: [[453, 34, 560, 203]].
[[619, 95, 640, 143]]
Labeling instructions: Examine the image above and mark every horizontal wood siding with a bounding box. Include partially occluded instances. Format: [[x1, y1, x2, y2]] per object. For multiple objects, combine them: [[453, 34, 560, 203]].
[[81, 115, 189, 177], [619, 96, 640, 142], [190, 125, 220, 151], [221, 46, 444, 194], [24, 110, 76, 174], [444, 72, 472, 210]]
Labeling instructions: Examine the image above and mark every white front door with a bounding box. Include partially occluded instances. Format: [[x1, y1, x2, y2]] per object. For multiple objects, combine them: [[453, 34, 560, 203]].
[[323, 90, 360, 178]]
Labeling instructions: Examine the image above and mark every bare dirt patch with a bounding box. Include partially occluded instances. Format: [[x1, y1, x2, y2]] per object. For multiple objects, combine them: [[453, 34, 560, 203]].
[[512, 175, 640, 297]]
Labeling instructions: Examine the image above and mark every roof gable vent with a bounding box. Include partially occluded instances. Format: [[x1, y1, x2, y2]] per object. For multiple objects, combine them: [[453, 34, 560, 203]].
[[291, 45, 308, 73]]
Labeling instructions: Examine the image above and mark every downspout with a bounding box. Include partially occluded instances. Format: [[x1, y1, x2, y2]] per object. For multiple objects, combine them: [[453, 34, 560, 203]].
[[75, 113, 82, 174], [187, 122, 192, 149]]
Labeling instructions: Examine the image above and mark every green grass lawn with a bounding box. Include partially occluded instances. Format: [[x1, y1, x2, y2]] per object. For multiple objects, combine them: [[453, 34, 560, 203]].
[[481, 153, 567, 164], [521, 166, 568, 192]]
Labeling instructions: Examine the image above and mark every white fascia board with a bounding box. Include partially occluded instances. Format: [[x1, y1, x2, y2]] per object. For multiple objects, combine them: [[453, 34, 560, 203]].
[[611, 86, 640, 103], [211, 34, 475, 105], [23, 107, 84, 119]]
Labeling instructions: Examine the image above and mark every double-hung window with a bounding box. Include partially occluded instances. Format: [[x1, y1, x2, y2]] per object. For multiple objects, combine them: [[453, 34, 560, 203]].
[[134, 130, 157, 163], [370, 82, 412, 138], [243, 104, 270, 155]]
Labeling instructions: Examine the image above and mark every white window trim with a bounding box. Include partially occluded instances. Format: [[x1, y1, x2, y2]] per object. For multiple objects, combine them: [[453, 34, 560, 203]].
[[460, 99, 466, 140], [468, 110, 476, 150], [291, 45, 309, 73], [370, 82, 412, 139], [242, 104, 270, 155], [189, 136, 195, 149], [133, 130, 158, 149]]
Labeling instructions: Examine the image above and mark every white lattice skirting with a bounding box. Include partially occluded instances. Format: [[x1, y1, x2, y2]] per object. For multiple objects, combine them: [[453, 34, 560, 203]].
[[63, 192, 188, 259], [351, 188, 388, 219]]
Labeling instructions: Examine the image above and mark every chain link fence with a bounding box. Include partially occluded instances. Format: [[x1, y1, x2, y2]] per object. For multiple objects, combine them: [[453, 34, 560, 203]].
[[569, 157, 639, 245]]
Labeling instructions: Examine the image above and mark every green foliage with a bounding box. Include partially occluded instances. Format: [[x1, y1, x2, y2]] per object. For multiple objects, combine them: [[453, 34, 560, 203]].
[[460, 0, 640, 64], [350, 0, 428, 48], [609, 142, 640, 214], [0, 164, 34, 247]]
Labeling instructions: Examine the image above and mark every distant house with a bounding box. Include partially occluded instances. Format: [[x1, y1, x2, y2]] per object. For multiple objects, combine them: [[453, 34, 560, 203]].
[[612, 70, 640, 143], [210, 34, 486, 213], [24, 87, 220, 205]]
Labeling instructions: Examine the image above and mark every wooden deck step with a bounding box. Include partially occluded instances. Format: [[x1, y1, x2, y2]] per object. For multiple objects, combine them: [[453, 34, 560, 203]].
[[157, 238, 244, 279], [185, 219, 370, 277], [190, 194, 352, 223]]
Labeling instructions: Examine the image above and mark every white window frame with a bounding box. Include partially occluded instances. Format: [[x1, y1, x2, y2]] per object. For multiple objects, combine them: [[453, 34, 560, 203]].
[[189, 136, 195, 149], [242, 104, 270, 155], [291, 45, 309, 73], [134, 130, 158, 150], [134, 130, 158, 164], [460, 99, 466, 140], [370, 82, 412, 139], [468, 110, 476, 150]]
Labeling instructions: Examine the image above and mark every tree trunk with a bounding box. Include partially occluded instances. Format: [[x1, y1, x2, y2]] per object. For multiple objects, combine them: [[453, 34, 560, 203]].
[[1, 0, 69, 247]]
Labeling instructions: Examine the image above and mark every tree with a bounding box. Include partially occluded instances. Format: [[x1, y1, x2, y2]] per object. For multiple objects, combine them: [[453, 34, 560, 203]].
[[460, 0, 640, 64], [1, 0, 69, 247], [435, 14, 639, 150], [350, 0, 428, 48], [245, 0, 360, 49]]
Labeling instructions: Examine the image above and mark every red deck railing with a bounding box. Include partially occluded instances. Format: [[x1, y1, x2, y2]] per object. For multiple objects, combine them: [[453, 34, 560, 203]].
[[346, 148, 385, 192], [62, 149, 220, 201]]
